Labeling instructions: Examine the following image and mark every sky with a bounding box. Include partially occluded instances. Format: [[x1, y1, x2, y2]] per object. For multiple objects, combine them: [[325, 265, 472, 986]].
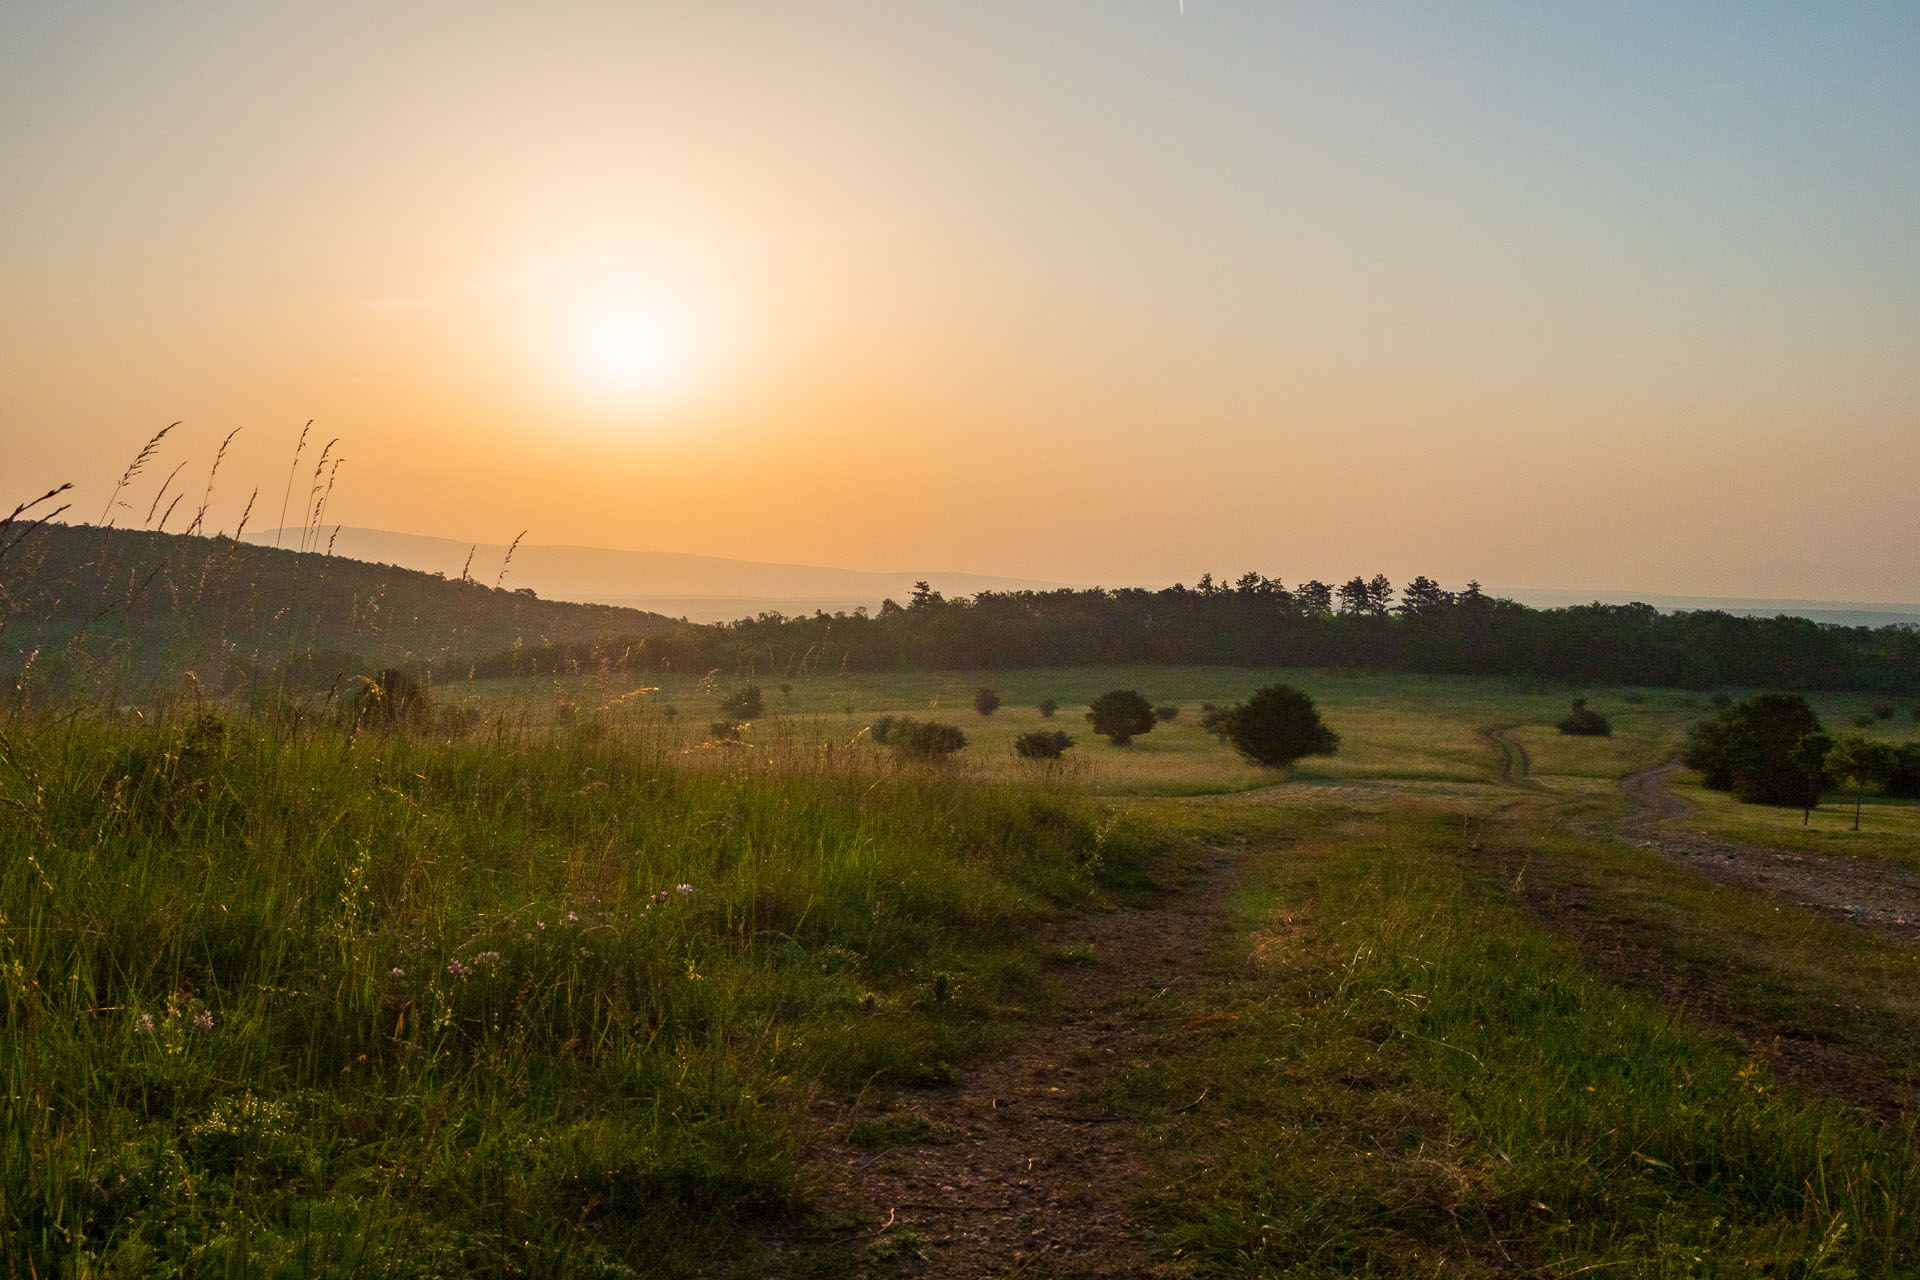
[[4, 2, 1918, 601]]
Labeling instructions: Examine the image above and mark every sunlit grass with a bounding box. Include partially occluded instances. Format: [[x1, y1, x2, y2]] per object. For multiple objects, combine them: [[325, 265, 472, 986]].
[[0, 702, 1157, 1277]]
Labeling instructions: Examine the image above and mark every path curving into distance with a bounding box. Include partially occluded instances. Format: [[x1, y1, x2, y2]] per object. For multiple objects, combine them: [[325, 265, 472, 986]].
[[1617, 762, 1920, 946]]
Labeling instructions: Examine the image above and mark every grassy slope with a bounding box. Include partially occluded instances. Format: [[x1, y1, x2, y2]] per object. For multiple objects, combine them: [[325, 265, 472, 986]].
[[0, 523, 677, 689], [0, 711, 1160, 1277]]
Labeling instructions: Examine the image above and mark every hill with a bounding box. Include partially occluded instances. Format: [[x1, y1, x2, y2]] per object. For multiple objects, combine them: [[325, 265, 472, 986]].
[[0, 522, 679, 698], [247, 525, 1072, 622]]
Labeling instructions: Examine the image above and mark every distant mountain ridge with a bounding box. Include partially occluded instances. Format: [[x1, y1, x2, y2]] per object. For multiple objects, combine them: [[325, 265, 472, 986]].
[[248, 527, 1072, 622]]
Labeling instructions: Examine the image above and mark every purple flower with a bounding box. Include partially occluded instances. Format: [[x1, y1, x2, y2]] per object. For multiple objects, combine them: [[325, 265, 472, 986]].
[[447, 960, 470, 979], [389, 967, 405, 978], [134, 1013, 155, 1035], [675, 884, 694, 895], [474, 950, 501, 966], [193, 1010, 214, 1032], [651, 890, 669, 905]]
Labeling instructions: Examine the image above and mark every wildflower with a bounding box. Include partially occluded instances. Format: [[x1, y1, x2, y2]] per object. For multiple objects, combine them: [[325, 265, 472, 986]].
[[447, 960, 470, 979], [565, 911, 579, 925], [474, 950, 501, 966], [134, 1013, 155, 1035], [193, 1010, 214, 1031], [389, 967, 405, 978], [536, 921, 546, 931], [651, 890, 669, 905], [675, 884, 694, 895]]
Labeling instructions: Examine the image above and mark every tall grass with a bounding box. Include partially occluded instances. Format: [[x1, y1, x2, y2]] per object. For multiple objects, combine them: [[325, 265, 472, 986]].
[[0, 704, 1149, 1276]]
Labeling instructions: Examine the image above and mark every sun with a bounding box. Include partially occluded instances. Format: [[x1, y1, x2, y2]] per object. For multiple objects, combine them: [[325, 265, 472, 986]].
[[572, 305, 682, 396]]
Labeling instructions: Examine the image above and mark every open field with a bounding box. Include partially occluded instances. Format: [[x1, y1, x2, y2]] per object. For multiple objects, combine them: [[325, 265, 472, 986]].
[[7, 667, 1920, 1276]]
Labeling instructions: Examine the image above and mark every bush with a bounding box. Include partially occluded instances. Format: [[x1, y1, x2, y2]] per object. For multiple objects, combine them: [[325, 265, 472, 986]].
[[1086, 690, 1156, 746], [1037, 699, 1058, 719], [1153, 704, 1180, 723], [1556, 697, 1611, 737], [973, 688, 1002, 717], [887, 718, 967, 761], [708, 720, 744, 742], [1681, 693, 1826, 806], [347, 668, 432, 732], [1881, 742, 1920, 799], [1211, 684, 1339, 768], [1013, 730, 1075, 760], [720, 684, 764, 719], [1873, 702, 1896, 721], [869, 715, 895, 745]]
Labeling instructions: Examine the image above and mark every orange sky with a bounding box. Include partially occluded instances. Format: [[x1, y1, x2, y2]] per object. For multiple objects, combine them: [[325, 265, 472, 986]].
[[4, 4, 1918, 600]]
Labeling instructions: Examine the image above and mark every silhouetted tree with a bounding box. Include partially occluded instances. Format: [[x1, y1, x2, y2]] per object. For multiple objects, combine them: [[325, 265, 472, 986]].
[[973, 687, 1002, 717], [1682, 694, 1826, 805], [1087, 690, 1156, 745], [1788, 731, 1834, 825], [1213, 684, 1339, 767]]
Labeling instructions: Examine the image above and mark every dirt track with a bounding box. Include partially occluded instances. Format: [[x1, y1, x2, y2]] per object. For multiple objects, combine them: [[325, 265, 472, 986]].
[[803, 847, 1243, 1277], [1615, 762, 1920, 946]]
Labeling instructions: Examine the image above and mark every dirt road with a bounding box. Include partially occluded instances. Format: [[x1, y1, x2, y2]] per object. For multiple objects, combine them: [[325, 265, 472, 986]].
[[1616, 762, 1920, 945], [807, 847, 1242, 1277]]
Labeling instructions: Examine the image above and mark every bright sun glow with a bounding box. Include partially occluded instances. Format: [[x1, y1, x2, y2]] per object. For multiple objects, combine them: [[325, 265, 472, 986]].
[[573, 306, 683, 396]]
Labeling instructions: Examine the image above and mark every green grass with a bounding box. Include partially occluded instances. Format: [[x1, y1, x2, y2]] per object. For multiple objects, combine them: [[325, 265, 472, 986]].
[[1109, 802, 1920, 1276], [465, 666, 1730, 796], [0, 707, 1159, 1277], [12, 666, 1920, 1276]]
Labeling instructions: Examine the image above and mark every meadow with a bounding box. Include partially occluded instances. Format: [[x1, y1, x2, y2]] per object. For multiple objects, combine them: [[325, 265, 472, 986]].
[[6, 664, 1920, 1276]]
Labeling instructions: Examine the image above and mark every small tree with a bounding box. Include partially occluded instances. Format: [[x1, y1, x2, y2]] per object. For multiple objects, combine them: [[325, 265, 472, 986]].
[[1787, 732, 1834, 826], [1086, 690, 1156, 745], [349, 668, 432, 732], [1829, 736, 1897, 832], [1556, 697, 1611, 737], [720, 684, 764, 719], [1037, 698, 1059, 719], [889, 718, 967, 761], [1014, 730, 1075, 759], [1153, 704, 1180, 723], [869, 715, 895, 745], [1215, 684, 1339, 768], [973, 687, 1002, 717]]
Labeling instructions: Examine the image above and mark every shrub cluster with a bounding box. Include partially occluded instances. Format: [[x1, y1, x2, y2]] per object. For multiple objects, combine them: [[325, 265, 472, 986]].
[[1013, 730, 1075, 760], [1556, 697, 1611, 737], [887, 718, 967, 760]]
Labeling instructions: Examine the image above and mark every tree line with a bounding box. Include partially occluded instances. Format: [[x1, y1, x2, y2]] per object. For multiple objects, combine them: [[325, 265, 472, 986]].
[[467, 575, 1920, 694]]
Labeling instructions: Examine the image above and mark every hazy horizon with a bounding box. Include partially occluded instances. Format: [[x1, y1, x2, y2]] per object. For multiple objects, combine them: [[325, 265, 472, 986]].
[[6, 5, 1918, 600]]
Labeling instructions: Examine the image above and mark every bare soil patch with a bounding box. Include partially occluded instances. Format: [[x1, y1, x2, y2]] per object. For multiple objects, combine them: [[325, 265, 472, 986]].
[[799, 847, 1244, 1277]]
